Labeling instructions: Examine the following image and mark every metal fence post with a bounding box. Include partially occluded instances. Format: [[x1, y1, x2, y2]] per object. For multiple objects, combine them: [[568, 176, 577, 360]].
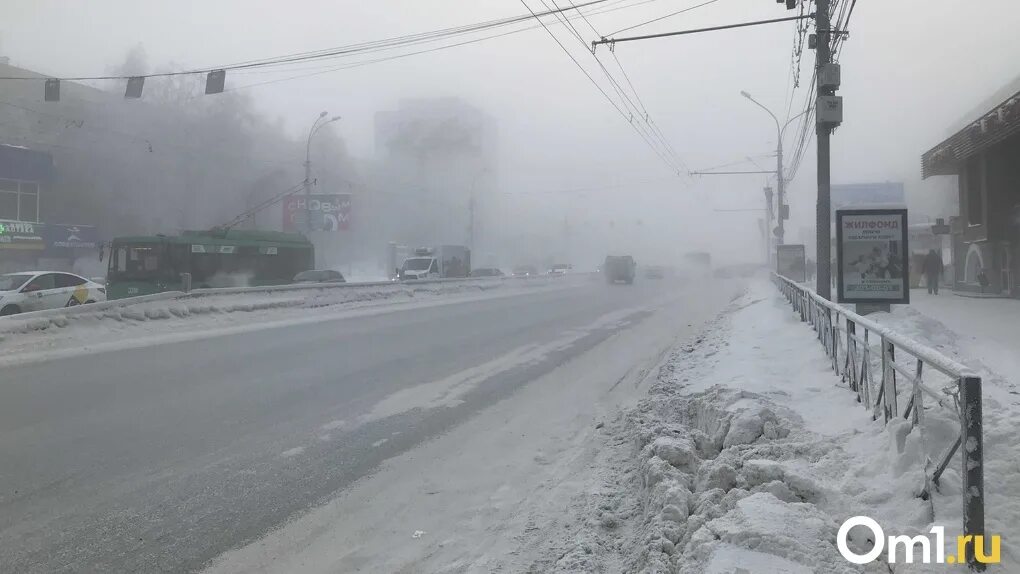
[[961, 376, 986, 571], [881, 337, 897, 422], [846, 320, 857, 393], [911, 359, 923, 426]]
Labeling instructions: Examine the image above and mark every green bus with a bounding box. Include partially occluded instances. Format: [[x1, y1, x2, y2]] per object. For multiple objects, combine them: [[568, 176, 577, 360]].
[[106, 229, 314, 299]]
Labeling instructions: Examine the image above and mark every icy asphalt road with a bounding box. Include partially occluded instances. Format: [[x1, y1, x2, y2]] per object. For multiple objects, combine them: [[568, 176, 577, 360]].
[[0, 277, 737, 573]]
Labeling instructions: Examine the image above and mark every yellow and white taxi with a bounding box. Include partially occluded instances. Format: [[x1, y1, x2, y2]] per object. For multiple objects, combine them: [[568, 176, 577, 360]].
[[0, 271, 106, 316]]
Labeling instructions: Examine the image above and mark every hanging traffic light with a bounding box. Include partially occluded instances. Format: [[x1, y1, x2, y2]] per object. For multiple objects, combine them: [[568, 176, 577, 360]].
[[205, 70, 226, 94], [125, 76, 145, 99]]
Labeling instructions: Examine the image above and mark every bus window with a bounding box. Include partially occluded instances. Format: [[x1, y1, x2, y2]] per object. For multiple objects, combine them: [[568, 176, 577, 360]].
[[108, 244, 163, 281]]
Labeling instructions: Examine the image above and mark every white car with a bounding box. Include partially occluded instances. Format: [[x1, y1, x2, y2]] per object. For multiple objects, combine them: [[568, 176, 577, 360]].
[[0, 271, 107, 316]]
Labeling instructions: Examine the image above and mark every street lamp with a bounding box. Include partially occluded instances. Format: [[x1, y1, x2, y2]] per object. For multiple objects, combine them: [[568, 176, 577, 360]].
[[304, 111, 342, 232], [740, 91, 808, 246]]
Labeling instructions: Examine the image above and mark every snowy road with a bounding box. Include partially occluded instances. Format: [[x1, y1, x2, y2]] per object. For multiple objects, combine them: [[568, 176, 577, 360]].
[[0, 277, 738, 573]]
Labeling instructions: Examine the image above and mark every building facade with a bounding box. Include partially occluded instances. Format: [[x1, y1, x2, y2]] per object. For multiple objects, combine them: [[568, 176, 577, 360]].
[[922, 80, 1020, 297]]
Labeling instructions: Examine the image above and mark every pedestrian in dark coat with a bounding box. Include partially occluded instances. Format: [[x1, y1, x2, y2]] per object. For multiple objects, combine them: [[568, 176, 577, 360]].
[[923, 249, 944, 294]]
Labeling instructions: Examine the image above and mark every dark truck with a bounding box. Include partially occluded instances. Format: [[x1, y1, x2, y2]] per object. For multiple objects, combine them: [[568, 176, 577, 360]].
[[603, 255, 636, 284]]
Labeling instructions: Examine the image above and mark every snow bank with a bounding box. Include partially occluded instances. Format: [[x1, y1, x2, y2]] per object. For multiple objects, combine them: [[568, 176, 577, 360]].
[[0, 277, 573, 361], [866, 302, 1020, 571], [525, 280, 1018, 572]]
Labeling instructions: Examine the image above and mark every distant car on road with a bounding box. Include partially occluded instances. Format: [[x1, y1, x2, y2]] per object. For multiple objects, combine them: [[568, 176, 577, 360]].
[[470, 267, 504, 277], [292, 269, 346, 284], [512, 265, 539, 277], [547, 263, 572, 276], [0, 271, 107, 316], [603, 255, 636, 284]]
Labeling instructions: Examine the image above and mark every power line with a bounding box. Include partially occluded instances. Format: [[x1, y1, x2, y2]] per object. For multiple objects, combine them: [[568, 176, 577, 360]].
[[607, 50, 689, 173], [607, 0, 723, 37], [519, 0, 683, 174], [218, 180, 306, 231], [564, 0, 604, 36], [833, 0, 856, 61], [0, 0, 619, 82], [500, 177, 679, 194], [541, 0, 689, 173], [783, 0, 811, 122]]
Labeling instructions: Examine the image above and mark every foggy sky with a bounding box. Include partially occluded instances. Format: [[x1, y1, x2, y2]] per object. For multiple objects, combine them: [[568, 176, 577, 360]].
[[3, 0, 1019, 265]]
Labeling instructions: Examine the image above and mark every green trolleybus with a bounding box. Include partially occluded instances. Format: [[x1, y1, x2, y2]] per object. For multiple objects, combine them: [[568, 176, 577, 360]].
[[106, 229, 314, 299]]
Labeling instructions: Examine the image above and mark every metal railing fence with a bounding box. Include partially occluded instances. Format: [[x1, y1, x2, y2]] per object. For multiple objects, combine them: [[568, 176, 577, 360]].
[[773, 273, 986, 570]]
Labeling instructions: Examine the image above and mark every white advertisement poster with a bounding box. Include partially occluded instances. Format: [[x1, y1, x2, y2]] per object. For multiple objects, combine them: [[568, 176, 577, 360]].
[[836, 209, 909, 304]]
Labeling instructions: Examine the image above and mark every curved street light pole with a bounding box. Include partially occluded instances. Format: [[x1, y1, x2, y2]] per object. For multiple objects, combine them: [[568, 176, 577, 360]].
[[740, 91, 805, 247], [304, 111, 342, 232]]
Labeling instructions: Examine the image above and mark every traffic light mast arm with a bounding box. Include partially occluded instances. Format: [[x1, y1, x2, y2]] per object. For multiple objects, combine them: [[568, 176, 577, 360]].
[[592, 14, 813, 49]]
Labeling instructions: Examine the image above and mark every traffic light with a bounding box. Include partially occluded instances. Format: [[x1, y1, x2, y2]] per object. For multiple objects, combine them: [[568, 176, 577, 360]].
[[125, 76, 144, 99], [205, 70, 226, 94], [777, 0, 798, 8], [44, 78, 60, 102]]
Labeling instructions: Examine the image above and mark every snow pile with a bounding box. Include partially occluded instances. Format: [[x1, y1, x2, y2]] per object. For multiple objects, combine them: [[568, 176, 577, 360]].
[[524, 281, 1019, 572], [561, 385, 858, 574], [867, 302, 1020, 570]]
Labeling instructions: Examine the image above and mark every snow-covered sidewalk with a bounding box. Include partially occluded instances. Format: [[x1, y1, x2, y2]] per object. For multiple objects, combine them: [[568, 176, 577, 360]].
[[519, 280, 1018, 573], [897, 291, 1020, 397]]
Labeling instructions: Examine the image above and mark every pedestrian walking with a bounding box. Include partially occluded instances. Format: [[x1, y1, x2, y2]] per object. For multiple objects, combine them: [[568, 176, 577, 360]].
[[923, 249, 944, 295]]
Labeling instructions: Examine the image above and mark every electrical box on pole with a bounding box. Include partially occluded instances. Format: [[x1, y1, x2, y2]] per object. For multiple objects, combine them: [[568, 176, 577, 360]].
[[819, 63, 840, 89], [816, 95, 843, 126], [780, 204, 790, 220]]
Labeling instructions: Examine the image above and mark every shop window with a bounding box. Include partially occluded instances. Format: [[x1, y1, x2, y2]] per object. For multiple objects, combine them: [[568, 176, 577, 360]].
[[0, 191, 16, 220], [0, 179, 39, 221], [18, 192, 38, 222]]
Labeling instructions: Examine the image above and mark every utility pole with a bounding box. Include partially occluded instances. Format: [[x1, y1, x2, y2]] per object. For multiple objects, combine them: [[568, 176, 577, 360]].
[[776, 141, 785, 245], [815, 0, 833, 299], [764, 185, 775, 265]]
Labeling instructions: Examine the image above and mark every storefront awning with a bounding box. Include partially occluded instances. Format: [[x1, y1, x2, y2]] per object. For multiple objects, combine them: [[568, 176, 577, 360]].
[[922, 89, 1020, 179]]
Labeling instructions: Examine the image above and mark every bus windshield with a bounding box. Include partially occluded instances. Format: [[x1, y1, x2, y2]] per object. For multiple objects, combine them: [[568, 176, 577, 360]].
[[109, 244, 164, 280]]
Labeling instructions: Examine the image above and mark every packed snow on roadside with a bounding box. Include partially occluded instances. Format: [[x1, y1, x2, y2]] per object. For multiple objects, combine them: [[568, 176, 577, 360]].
[[518, 281, 1018, 573], [0, 276, 572, 359]]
